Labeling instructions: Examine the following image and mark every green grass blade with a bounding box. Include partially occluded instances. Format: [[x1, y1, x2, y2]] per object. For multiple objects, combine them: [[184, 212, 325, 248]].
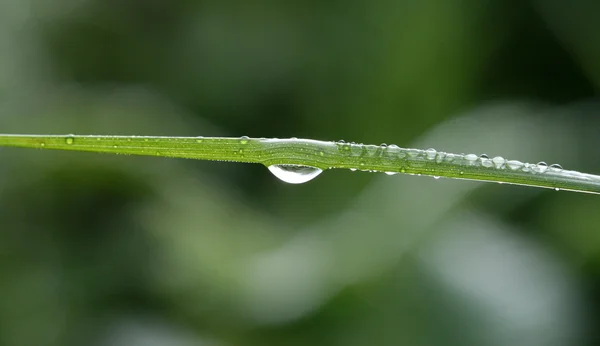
[[0, 133, 598, 194]]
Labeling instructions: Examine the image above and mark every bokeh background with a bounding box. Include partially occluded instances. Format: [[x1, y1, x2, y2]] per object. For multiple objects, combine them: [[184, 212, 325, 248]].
[[1, 1, 600, 345]]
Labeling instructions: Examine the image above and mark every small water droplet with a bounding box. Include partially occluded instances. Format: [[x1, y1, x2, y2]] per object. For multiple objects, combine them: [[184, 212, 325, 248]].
[[40, 142, 45, 147], [492, 156, 505, 169], [554, 188, 560, 191], [425, 148, 437, 160], [522, 163, 531, 172], [433, 176, 441, 179], [196, 136, 204, 143], [113, 145, 118, 149], [549, 163, 563, 171], [65, 136, 74, 145], [435, 152, 445, 163], [380, 143, 388, 148], [506, 160, 523, 170], [533, 162, 548, 173], [445, 153, 456, 162], [350, 168, 357, 172], [385, 172, 398, 175], [268, 164, 323, 184], [465, 153, 478, 162], [481, 158, 493, 168], [400, 168, 406, 173], [240, 136, 249, 145], [359, 161, 366, 167], [407, 149, 420, 157], [480, 154, 489, 159]]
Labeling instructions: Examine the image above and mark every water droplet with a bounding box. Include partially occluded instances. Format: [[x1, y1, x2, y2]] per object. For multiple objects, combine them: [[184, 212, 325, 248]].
[[350, 168, 357, 172], [359, 161, 366, 167], [433, 176, 441, 179], [388, 144, 400, 150], [533, 162, 548, 173], [492, 156, 505, 169], [380, 143, 388, 148], [554, 188, 560, 191], [549, 163, 563, 171], [465, 153, 478, 162], [268, 165, 323, 184], [407, 149, 420, 157], [385, 172, 398, 175], [522, 163, 531, 172], [480, 154, 489, 159], [240, 136, 249, 145], [445, 153, 456, 162], [40, 142, 45, 147], [65, 136, 74, 145], [196, 136, 204, 143], [425, 148, 437, 160], [435, 152, 446, 163], [400, 168, 406, 173], [506, 160, 523, 170], [481, 158, 493, 168]]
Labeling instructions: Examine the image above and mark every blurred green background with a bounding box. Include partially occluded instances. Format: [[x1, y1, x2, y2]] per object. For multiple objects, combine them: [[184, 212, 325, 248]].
[[1, 1, 600, 345]]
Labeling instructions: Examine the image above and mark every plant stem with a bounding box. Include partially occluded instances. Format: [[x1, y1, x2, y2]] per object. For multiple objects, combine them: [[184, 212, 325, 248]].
[[0, 134, 598, 194]]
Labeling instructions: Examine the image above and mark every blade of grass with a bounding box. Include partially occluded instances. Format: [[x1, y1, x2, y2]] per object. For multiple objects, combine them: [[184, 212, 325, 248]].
[[0, 133, 598, 194]]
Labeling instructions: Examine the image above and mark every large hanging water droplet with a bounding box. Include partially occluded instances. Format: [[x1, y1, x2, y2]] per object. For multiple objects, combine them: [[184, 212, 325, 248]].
[[267, 164, 323, 184]]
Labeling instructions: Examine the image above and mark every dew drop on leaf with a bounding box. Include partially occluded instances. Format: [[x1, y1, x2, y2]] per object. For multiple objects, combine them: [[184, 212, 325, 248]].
[[268, 164, 323, 184]]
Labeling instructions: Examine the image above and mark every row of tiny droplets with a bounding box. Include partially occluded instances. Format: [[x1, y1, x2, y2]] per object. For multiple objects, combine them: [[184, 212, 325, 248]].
[[334, 140, 563, 174]]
